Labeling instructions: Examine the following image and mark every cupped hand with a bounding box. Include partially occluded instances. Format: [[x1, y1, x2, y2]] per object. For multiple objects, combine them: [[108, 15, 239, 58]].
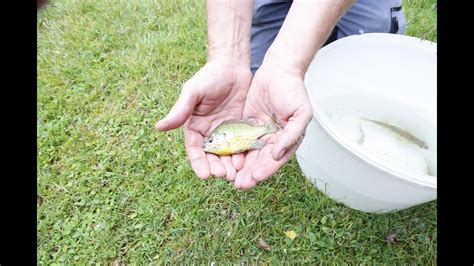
[[155, 60, 252, 181], [233, 65, 313, 189]]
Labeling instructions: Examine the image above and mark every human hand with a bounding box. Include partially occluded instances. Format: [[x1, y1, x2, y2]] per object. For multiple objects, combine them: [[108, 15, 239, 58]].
[[156, 60, 252, 181], [232, 65, 313, 189]]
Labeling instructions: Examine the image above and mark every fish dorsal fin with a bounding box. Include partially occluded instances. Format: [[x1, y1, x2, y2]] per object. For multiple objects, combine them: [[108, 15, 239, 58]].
[[220, 119, 241, 125], [212, 119, 250, 132], [217, 117, 262, 127], [218, 119, 247, 127], [243, 117, 262, 126]]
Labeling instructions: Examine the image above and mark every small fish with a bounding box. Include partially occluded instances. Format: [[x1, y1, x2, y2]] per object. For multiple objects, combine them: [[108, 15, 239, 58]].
[[360, 117, 429, 149], [202, 114, 280, 156]]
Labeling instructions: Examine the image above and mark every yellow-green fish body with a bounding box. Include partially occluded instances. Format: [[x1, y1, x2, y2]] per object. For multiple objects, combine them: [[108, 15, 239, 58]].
[[203, 115, 280, 155]]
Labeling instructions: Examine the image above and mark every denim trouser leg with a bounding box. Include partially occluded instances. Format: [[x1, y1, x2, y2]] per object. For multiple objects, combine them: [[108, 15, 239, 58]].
[[250, 0, 407, 74]]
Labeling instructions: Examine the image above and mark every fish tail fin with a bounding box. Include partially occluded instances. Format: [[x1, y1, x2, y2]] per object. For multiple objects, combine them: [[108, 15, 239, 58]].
[[265, 113, 281, 133]]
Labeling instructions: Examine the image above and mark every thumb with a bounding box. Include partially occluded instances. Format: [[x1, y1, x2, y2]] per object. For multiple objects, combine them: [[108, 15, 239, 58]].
[[272, 108, 312, 160], [155, 85, 198, 131]]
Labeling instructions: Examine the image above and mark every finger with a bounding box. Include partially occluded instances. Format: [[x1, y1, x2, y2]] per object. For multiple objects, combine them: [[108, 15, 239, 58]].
[[207, 154, 226, 178], [272, 108, 312, 160], [233, 150, 259, 190], [231, 153, 245, 171], [155, 84, 198, 131], [252, 142, 300, 182], [184, 128, 210, 179], [220, 155, 236, 181], [234, 171, 257, 190]]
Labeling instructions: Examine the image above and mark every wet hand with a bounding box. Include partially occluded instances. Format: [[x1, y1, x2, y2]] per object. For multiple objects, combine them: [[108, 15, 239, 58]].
[[155, 60, 252, 181], [233, 65, 313, 189]]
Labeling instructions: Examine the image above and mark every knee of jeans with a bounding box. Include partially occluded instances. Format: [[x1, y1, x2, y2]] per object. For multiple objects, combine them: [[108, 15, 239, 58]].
[[339, 3, 407, 36], [362, 13, 394, 33], [341, 12, 406, 36], [372, 7, 407, 34]]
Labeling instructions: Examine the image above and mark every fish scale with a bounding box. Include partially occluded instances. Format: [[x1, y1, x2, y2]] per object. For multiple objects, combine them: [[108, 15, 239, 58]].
[[202, 114, 280, 155]]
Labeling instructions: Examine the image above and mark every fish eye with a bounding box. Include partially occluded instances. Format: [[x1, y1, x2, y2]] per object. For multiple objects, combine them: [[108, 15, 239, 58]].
[[208, 138, 213, 143]]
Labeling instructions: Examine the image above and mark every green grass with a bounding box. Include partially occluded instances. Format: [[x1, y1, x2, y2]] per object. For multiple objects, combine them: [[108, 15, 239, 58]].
[[37, 0, 437, 264]]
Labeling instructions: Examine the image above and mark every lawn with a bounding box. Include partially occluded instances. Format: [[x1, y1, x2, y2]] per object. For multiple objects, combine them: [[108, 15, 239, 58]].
[[37, 0, 437, 264]]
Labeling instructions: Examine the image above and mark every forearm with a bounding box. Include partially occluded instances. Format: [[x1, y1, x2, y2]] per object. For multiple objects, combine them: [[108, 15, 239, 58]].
[[206, 0, 254, 66], [262, 0, 354, 78]]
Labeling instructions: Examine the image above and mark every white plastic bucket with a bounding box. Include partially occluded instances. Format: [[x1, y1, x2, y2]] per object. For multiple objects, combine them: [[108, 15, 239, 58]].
[[295, 33, 437, 213]]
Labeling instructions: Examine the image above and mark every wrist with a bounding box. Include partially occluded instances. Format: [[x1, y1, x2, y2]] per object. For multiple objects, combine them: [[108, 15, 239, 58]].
[[261, 45, 310, 79], [207, 44, 251, 68]]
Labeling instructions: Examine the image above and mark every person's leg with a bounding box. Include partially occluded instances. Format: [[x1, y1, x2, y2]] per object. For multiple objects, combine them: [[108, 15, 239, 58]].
[[250, 0, 408, 72], [333, 0, 407, 42], [250, 0, 292, 74]]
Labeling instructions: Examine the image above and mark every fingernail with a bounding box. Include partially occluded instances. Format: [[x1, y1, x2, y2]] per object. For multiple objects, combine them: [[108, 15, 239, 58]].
[[154, 122, 161, 130], [155, 119, 167, 131]]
